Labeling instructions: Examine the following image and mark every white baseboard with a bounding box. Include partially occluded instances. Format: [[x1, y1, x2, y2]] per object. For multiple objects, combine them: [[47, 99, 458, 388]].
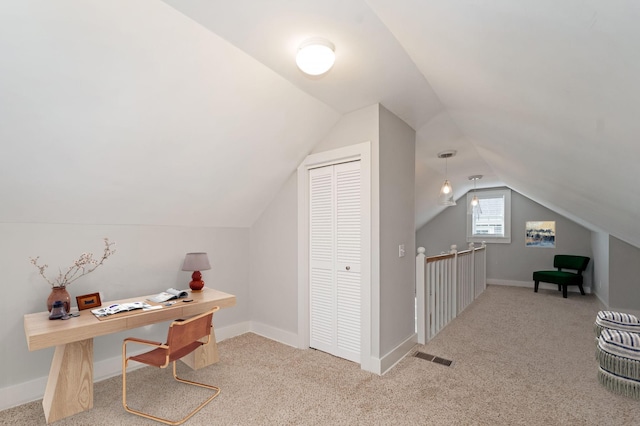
[[0, 376, 47, 412], [593, 292, 610, 310], [0, 350, 149, 412], [250, 321, 417, 376], [375, 333, 417, 376], [249, 321, 298, 348], [0, 325, 426, 410], [588, 290, 640, 318], [216, 321, 251, 341], [0, 322, 252, 412], [488, 278, 592, 294]]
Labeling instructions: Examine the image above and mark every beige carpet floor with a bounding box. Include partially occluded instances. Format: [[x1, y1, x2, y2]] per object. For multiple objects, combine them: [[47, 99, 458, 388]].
[[2, 285, 639, 425]]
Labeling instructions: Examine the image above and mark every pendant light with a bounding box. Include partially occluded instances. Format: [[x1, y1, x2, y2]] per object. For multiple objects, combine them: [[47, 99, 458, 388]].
[[437, 150, 457, 206], [468, 175, 483, 217]]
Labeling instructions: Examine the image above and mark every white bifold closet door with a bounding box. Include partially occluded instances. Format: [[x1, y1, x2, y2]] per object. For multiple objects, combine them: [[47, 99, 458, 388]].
[[309, 160, 361, 363]]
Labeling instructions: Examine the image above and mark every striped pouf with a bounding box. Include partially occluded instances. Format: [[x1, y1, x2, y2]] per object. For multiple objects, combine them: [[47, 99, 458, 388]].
[[594, 311, 640, 338], [596, 328, 640, 399]]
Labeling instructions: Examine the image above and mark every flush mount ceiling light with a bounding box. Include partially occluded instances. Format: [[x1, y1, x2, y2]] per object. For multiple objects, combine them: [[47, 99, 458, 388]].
[[296, 37, 335, 76], [437, 150, 457, 206]]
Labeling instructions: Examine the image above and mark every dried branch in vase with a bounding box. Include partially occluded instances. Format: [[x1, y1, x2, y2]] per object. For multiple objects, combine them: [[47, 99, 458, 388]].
[[30, 238, 116, 288]]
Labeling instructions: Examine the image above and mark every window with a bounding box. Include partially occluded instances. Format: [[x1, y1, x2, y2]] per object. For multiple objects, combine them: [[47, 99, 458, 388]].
[[467, 188, 511, 244]]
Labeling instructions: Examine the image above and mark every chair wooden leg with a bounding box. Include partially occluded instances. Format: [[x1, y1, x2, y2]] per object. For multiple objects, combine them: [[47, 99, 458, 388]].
[[534, 281, 539, 292], [578, 284, 585, 295], [563, 285, 568, 298]]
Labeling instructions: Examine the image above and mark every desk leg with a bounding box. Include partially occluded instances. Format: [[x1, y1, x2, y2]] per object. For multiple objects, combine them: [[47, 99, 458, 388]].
[[180, 325, 219, 370], [42, 339, 93, 424]]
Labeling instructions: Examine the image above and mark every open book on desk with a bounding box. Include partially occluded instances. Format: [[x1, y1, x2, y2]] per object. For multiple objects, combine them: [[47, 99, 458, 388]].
[[147, 288, 190, 303], [91, 301, 152, 318]]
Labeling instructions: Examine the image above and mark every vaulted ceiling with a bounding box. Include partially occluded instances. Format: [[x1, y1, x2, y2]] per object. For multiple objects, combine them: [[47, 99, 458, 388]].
[[1, 1, 638, 248]]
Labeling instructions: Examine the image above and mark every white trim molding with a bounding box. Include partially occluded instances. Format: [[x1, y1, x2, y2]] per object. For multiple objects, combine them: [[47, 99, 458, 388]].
[[297, 141, 374, 373], [467, 188, 511, 244], [1, 322, 252, 412], [378, 333, 417, 375], [488, 279, 592, 294]]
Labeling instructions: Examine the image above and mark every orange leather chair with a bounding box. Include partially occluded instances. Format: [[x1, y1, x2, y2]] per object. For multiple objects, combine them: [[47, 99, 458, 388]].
[[122, 306, 220, 425]]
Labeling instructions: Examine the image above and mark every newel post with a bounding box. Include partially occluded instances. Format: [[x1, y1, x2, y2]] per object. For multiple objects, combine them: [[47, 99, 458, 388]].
[[416, 247, 426, 344]]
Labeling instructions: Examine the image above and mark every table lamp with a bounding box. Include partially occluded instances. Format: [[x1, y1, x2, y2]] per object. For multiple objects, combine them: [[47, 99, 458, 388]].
[[182, 252, 211, 291]]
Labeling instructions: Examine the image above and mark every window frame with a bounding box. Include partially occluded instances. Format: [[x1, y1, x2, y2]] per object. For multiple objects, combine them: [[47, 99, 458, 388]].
[[466, 188, 511, 244]]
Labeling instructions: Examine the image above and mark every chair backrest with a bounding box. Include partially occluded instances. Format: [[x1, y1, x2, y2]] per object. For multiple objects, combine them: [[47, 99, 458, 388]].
[[166, 306, 220, 361], [554, 255, 590, 273]]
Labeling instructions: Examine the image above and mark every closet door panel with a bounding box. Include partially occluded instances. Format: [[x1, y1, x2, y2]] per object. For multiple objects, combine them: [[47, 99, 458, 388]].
[[309, 166, 335, 351], [309, 161, 361, 363], [335, 161, 361, 362]]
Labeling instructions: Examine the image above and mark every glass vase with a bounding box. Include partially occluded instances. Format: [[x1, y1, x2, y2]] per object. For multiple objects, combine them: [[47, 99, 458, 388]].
[[47, 287, 71, 313]]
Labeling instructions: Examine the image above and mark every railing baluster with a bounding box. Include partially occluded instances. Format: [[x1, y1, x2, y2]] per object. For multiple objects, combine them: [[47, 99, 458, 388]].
[[416, 247, 426, 344], [417, 244, 486, 343]]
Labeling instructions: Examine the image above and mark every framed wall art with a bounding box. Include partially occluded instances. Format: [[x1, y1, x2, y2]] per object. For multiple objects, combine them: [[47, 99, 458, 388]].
[[525, 221, 555, 248]]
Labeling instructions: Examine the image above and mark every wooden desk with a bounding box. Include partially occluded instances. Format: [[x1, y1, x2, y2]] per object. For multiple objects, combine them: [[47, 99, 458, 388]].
[[24, 287, 236, 424]]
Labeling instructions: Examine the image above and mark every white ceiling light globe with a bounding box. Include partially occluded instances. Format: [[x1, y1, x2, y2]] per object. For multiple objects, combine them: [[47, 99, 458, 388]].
[[296, 38, 335, 76]]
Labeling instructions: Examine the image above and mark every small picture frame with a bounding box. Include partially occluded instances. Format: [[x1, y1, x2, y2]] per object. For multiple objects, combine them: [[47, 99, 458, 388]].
[[76, 292, 102, 311]]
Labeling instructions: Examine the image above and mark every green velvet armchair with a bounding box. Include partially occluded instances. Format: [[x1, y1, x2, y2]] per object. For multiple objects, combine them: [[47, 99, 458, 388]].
[[533, 255, 590, 298]]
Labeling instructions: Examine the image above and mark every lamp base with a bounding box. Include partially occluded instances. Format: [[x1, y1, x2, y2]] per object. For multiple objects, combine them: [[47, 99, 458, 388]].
[[189, 280, 205, 292], [189, 271, 205, 291]]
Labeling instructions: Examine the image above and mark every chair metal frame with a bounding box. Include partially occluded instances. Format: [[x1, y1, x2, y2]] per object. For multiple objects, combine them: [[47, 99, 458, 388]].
[[122, 306, 221, 425]]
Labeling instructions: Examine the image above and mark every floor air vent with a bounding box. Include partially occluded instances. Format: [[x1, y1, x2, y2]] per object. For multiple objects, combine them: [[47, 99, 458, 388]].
[[414, 351, 453, 367]]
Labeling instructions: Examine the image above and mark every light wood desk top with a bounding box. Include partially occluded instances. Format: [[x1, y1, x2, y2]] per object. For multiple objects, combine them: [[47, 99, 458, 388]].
[[24, 287, 236, 351], [24, 286, 236, 423]]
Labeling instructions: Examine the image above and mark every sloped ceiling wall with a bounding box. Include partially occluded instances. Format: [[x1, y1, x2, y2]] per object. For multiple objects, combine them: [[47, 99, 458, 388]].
[[1, 1, 638, 249], [367, 0, 640, 248], [0, 1, 339, 228]]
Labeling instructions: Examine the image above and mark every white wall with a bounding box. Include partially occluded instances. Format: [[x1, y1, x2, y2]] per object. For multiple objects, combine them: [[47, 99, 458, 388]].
[[609, 236, 640, 313], [378, 105, 416, 358], [1, 223, 249, 402], [249, 104, 379, 348], [0, 2, 340, 230], [591, 231, 610, 306], [248, 173, 298, 343], [311, 104, 380, 154], [3, 102, 415, 409], [248, 104, 422, 372]]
